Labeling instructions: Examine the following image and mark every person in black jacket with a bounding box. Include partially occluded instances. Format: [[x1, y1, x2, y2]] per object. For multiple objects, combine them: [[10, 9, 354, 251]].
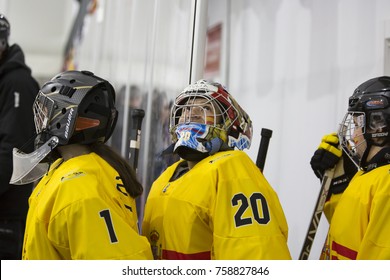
[[0, 13, 39, 259]]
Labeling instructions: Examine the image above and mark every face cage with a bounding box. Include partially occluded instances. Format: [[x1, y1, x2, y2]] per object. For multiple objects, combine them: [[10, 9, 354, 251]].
[[33, 92, 55, 135], [170, 92, 238, 130], [338, 111, 366, 168], [175, 94, 224, 121]]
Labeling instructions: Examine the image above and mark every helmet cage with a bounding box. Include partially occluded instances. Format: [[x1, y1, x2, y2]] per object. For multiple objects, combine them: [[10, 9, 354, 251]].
[[170, 80, 252, 151], [34, 92, 57, 136], [338, 112, 366, 168], [171, 93, 228, 144]]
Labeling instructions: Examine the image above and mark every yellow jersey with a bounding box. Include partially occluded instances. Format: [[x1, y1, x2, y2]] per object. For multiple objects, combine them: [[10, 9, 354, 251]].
[[322, 165, 390, 259], [142, 150, 291, 260], [23, 152, 153, 260]]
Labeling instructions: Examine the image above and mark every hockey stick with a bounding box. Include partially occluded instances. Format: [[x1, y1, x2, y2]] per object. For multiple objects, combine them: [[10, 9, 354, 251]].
[[299, 167, 335, 260], [299, 156, 344, 260], [128, 108, 145, 172], [256, 128, 273, 172]]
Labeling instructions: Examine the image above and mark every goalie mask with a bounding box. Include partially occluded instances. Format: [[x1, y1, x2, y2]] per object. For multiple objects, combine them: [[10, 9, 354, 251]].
[[338, 76, 390, 169], [170, 79, 252, 161], [10, 70, 118, 185]]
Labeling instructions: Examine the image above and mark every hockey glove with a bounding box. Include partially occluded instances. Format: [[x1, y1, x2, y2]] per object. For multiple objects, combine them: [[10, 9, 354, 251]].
[[310, 132, 358, 196], [310, 133, 342, 179]]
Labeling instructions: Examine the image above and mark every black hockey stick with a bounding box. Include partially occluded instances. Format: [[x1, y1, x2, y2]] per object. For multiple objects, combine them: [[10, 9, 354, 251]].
[[256, 128, 273, 172], [128, 109, 145, 172], [299, 156, 345, 259], [299, 166, 335, 260]]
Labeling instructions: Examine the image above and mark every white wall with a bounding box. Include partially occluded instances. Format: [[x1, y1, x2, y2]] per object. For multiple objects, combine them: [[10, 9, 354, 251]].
[[224, 0, 390, 259], [2, 0, 390, 259]]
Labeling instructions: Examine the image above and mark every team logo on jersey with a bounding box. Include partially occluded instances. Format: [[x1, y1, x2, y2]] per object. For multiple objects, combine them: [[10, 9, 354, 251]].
[[61, 171, 85, 181], [208, 153, 232, 164]]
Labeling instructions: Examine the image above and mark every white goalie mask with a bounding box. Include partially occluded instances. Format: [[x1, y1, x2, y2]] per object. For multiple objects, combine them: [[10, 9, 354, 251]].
[[169, 80, 252, 160]]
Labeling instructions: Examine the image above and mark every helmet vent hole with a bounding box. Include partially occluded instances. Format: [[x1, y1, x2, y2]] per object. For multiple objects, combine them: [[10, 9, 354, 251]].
[[51, 87, 57, 92], [56, 123, 61, 129], [69, 79, 76, 84], [61, 108, 66, 114]]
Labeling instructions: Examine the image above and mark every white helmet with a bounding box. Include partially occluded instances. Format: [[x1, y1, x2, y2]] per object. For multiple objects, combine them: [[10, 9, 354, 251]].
[[169, 80, 252, 160]]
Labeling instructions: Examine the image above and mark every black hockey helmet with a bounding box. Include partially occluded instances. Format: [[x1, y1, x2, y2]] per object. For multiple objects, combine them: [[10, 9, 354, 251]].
[[10, 70, 118, 185], [339, 76, 390, 168], [34, 70, 118, 148]]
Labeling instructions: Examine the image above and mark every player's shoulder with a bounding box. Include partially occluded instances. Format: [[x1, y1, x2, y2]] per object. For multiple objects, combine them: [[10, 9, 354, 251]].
[[67, 152, 113, 170], [362, 164, 390, 192], [57, 153, 107, 182], [207, 150, 250, 164], [55, 154, 115, 199]]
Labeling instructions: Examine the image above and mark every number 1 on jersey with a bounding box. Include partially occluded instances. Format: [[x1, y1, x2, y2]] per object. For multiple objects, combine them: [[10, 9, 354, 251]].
[[99, 209, 118, 243]]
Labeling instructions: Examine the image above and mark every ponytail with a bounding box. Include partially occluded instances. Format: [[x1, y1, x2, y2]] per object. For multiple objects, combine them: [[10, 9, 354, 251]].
[[90, 143, 143, 198]]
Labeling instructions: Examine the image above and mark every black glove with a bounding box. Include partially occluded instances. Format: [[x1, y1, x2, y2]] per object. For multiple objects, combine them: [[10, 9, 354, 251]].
[[310, 133, 342, 179], [310, 132, 358, 196]]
